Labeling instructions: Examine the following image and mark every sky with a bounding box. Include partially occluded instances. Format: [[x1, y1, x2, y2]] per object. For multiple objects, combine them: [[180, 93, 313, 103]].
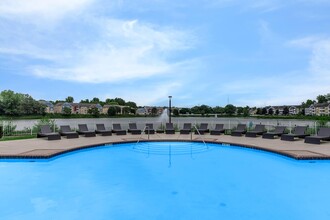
[[0, 0, 330, 107]]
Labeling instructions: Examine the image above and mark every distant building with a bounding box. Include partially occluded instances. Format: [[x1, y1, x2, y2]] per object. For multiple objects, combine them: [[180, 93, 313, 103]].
[[53, 102, 103, 114], [39, 100, 54, 113], [266, 105, 301, 115], [306, 103, 330, 116]]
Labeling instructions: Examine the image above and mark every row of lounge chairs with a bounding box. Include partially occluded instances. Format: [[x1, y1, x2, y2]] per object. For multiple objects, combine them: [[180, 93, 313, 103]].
[[225, 124, 330, 145], [37, 123, 330, 145]]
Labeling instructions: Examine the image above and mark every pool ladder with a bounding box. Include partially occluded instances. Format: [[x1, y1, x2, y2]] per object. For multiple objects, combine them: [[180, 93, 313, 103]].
[[193, 124, 207, 148], [136, 126, 150, 144]]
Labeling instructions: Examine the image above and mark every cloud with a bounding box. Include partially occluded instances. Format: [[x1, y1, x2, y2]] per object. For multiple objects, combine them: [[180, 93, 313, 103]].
[[288, 36, 330, 79], [0, 1, 196, 84], [27, 18, 194, 83], [0, 0, 93, 21]]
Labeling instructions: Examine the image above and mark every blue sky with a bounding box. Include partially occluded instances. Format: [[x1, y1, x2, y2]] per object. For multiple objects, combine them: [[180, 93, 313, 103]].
[[1, 0, 330, 107]]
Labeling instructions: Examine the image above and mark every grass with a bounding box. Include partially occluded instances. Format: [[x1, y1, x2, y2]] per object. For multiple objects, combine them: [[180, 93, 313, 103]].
[[0, 135, 36, 141]]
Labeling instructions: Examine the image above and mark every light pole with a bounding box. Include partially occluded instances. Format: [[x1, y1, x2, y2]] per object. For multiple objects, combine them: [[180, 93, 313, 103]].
[[168, 96, 172, 124]]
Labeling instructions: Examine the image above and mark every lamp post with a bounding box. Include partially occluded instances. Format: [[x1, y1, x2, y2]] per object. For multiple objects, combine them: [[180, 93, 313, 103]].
[[168, 96, 172, 124]]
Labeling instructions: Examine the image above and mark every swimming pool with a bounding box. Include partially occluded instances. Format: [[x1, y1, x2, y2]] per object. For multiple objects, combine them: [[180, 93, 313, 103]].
[[1, 141, 330, 220]]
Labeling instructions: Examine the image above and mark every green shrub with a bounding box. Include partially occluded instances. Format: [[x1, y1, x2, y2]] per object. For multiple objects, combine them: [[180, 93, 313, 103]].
[[33, 117, 58, 133]]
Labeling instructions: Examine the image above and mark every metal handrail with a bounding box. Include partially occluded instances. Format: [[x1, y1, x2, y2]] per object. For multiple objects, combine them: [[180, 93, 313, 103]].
[[136, 126, 150, 144], [193, 124, 207, 148]]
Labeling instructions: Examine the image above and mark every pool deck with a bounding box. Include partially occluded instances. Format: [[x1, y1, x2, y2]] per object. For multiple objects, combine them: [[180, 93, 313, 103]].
[[1, 133, 330, 160]]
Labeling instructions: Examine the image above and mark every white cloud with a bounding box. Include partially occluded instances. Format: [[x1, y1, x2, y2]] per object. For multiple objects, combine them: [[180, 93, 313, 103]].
[[289, 36, 330, 80], [0, 0, 93, 21], [26, 18, 194, 83]]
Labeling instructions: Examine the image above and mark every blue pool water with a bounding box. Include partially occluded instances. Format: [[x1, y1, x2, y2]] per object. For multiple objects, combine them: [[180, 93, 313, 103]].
[[1, 142, 330, 220]]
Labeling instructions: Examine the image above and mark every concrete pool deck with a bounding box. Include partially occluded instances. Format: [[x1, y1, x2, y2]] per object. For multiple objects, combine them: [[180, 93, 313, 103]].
[[1, 133, 330, 160]]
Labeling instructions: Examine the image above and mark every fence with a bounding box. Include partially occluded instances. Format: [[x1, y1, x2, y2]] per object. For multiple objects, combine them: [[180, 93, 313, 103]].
[[1, 118, 329, 139]]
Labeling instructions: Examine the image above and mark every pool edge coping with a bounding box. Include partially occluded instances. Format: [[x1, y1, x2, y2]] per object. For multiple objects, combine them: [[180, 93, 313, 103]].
[[1, 139, 329, 160]]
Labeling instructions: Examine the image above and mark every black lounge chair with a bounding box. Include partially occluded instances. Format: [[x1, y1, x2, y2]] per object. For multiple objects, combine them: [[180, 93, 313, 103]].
[[165, 123, 175, 134], [231, 124, 247, 136], [37, 125, 61, 140], [262, 126, 287, 139], [112, 123, 127, 135], [195, 123, 209, 135], [145, 123, 155, 134], [210, 124, 225, 135], [78, 124, 96, 137], [95, 124, 112, 136], [59, 125, 79, 139], [180, 123, 192, 134], [304, 127, 330, 144], [281, 126, 309, 141], [128, 123, 142, 135], [245, 124, 266, 137]]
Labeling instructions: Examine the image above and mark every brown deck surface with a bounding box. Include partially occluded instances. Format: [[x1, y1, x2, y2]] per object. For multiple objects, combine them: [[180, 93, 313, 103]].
[[1, 133, 330, 160]]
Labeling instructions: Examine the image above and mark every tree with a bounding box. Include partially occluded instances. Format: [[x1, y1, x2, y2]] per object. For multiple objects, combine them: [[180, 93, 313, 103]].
[[62, 107, 72, 115], [105, 98, 113, 104], [114, 97, 125, 106], [91, 97, 100, 104], [107, 106, 117, 116], [283, 106, 289, 115], [190, 106, 200, 114], [268, 108, 274, 115], [80, 99, 90, 103], [179, 108, 191, 114], [317, 95, 327, 103], [213, 106, 224, 114], [224, 104, 236, 116], [302, 99, 314, 108], [256, 108, 262, 115], [151, 107, 157, 116], [243, 106, 250, 117], [261, 108, 267, 115], [88, 107, 100, 117], [0, 90, 22, 116], [20, 95, 45, 115], [275, 109, 279, 115], [236, 107, 243, 116], [173, 108, 179, 116], [126, 101, 137, 109], [65, 96, 74, 103]]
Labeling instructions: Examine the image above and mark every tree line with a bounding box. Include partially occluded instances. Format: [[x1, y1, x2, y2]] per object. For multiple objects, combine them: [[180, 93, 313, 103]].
[[0, 89, 329, 117], [0, 90, 137, 117]]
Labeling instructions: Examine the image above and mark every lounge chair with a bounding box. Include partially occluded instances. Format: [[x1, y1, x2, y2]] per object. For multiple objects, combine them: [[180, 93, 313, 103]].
[[195, 123, 209, 135], [59, 125, 79, 139], [37, 125, 61, 140], [112, 123, 127, 135], [77, 124, 96, 137], [210, 124, 225, 135], [128, 123, 142, 135], [145, 123, 155, 134], [304, 127, 330, 144], [245, 124, 266, 137], [95, 124, 112, 136], [231, 124, 247, 136], [262, 126, 287, 139], [281, 126, 309, 141], [165, 123, 175, 134], [180, 123, 192, 134]]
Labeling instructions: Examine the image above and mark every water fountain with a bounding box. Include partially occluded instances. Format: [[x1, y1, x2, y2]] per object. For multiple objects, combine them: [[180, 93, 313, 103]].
[[157, 108, 169, 123]]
